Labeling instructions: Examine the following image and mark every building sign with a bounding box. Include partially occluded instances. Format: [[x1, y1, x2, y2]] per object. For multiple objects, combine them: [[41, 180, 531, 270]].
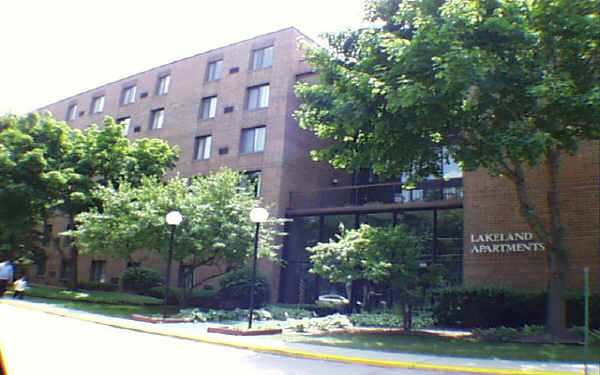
[[470, 232, 545, 254]]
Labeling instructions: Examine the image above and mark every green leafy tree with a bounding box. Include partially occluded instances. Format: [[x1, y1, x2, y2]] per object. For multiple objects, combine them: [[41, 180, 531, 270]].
[[368, 224, 439, 330], [58, 116, 179, 289], [71, 168, 287, 304], [0, 113, 180, 287], [307, 223, 435, 328], [0, 113, 76, 264], [296, 0, 600, 336]]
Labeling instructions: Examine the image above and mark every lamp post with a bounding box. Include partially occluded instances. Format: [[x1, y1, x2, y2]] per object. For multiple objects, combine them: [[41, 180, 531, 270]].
[[163, 210, 183, 320], [248, 207, 269, 329]]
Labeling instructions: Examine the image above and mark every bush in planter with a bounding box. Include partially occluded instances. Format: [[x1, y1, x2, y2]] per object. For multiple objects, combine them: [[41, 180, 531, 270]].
[[77, 281, 118, 292], [120, 267, 163, 295], [185, 289, 219, 308], [146, 286, 181, 305], [218, 267, 270, 308]]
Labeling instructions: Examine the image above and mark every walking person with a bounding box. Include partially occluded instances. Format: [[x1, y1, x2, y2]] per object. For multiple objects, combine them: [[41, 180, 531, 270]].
[[0, 261, 14, 297], [13, 277, 28, 299]]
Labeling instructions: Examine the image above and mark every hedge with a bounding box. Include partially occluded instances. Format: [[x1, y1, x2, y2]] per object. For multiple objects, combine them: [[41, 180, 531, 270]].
[[432, 287, 599, 329], [77, 281, 119, 292]]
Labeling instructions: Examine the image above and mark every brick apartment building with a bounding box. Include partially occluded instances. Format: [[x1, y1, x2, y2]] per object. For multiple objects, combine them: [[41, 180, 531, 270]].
[[34, 27, 346, 300], [30, 27, 599, 302]]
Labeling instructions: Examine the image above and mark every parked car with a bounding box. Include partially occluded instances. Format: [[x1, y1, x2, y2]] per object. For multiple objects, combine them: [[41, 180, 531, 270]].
[[317, 294, 350, 312]]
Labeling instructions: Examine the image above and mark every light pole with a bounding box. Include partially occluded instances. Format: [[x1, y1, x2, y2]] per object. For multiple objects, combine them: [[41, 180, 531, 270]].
[[248, 207, 269, 329], [163, 210, 183, 320]]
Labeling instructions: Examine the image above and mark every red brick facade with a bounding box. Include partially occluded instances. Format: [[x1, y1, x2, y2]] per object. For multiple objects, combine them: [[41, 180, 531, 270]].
[[463, 141, 600, 291], [30, 28, 337, 300]]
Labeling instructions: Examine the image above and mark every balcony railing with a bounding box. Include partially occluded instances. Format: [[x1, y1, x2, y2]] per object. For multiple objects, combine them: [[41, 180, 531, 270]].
[[288, 180, 463, 211]]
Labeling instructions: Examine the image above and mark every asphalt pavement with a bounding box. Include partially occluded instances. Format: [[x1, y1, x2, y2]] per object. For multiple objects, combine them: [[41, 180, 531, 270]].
[[0, 298, 597, 375]]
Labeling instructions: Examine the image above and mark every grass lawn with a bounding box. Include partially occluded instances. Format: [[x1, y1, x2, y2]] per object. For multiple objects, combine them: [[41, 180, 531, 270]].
[[25, 297, 179, 318], [283, 332, 599, 363], [5, 283, 179, 318], [23, 283, 163, 305]]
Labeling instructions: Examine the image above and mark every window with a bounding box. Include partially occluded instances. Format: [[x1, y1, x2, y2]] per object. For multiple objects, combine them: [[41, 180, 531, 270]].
[[34, 252, 47, 276], [194, 135, 212, 160], [42, 224, 52, 246], [157, 75, 170, 95], [91, 95, 105, 114], [67, 103, 78, 121], [121, 85, 136, 105], [201, 96, 218, 119], [247, 84, 269, 110], [242, 170, 262, 197], [90, 260, 106, 282], [117, 117, 131, 136], [150, 108, 164, 130], [207, 60, 223, 81], [240, 126, 265, 153], [252, 46, 273, 70], [60, 259, 72, 280]]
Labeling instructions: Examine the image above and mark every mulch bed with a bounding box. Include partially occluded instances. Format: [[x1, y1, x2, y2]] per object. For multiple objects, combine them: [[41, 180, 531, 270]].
[[207, 327, 283, 336]]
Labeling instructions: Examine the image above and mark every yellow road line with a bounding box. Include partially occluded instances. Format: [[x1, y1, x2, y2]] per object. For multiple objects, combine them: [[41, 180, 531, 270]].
[[0, 299, 588, 375]]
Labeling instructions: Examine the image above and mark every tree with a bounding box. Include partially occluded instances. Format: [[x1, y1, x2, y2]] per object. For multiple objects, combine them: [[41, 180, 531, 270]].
[[0, 113, 77, 265], [307, 223, 435, 328], [71, 168, 287, 304], [367, 224, 439, 330], [295, 0, 600, 336], [0, 113, 180, 287], [307, 224, 385, 313]]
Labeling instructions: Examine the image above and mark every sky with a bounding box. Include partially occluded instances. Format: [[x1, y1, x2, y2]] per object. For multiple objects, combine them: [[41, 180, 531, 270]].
[[0, 0, 368, 115]]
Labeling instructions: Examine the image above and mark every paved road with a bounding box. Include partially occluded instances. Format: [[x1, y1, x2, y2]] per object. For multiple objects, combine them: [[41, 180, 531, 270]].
[[1, 303, 475, 375]]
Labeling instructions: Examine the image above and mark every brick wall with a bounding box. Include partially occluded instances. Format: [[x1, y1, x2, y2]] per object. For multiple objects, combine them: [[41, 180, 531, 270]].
[[33, 28, 337, 301], [464, 141, 600, 291]]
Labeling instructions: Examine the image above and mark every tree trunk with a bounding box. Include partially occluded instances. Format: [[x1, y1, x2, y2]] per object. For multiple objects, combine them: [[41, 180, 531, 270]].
[[349, 279, 361, 313], [547, 251, 568, 337], [401, 292, 412, 331], [545, 150, 568, 337], [406, 303, 413, 331], [506, 150, 567, 337], [68, 215, 78, 290], [9, 233, 17, 260]]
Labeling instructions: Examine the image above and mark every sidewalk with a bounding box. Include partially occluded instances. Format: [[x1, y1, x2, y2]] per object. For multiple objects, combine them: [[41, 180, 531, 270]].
[[1, 298, 597, 375]]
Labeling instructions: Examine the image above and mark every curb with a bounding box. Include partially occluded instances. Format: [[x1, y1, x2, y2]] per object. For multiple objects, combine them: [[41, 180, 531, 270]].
[[129, 314, 191, 323], [0, 299, 592, 375]]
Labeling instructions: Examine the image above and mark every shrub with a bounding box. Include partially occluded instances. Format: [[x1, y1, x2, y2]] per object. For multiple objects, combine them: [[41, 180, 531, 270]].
[[349, 312, 405, 328], [565, 292, 600, 328], [120, 267, 163, 295], [433, 287, 599, 329], [77, 281, 118, 292], [266, 304, 315, 320], [185, 289, 219, 308], [146, 286, 181, 305], [218, 267, 270, 308], [473, 326, 519, 342]]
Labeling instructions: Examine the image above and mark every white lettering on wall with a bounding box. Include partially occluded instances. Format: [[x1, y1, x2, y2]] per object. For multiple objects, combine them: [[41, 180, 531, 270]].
[[469, 232, 545, 254]]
